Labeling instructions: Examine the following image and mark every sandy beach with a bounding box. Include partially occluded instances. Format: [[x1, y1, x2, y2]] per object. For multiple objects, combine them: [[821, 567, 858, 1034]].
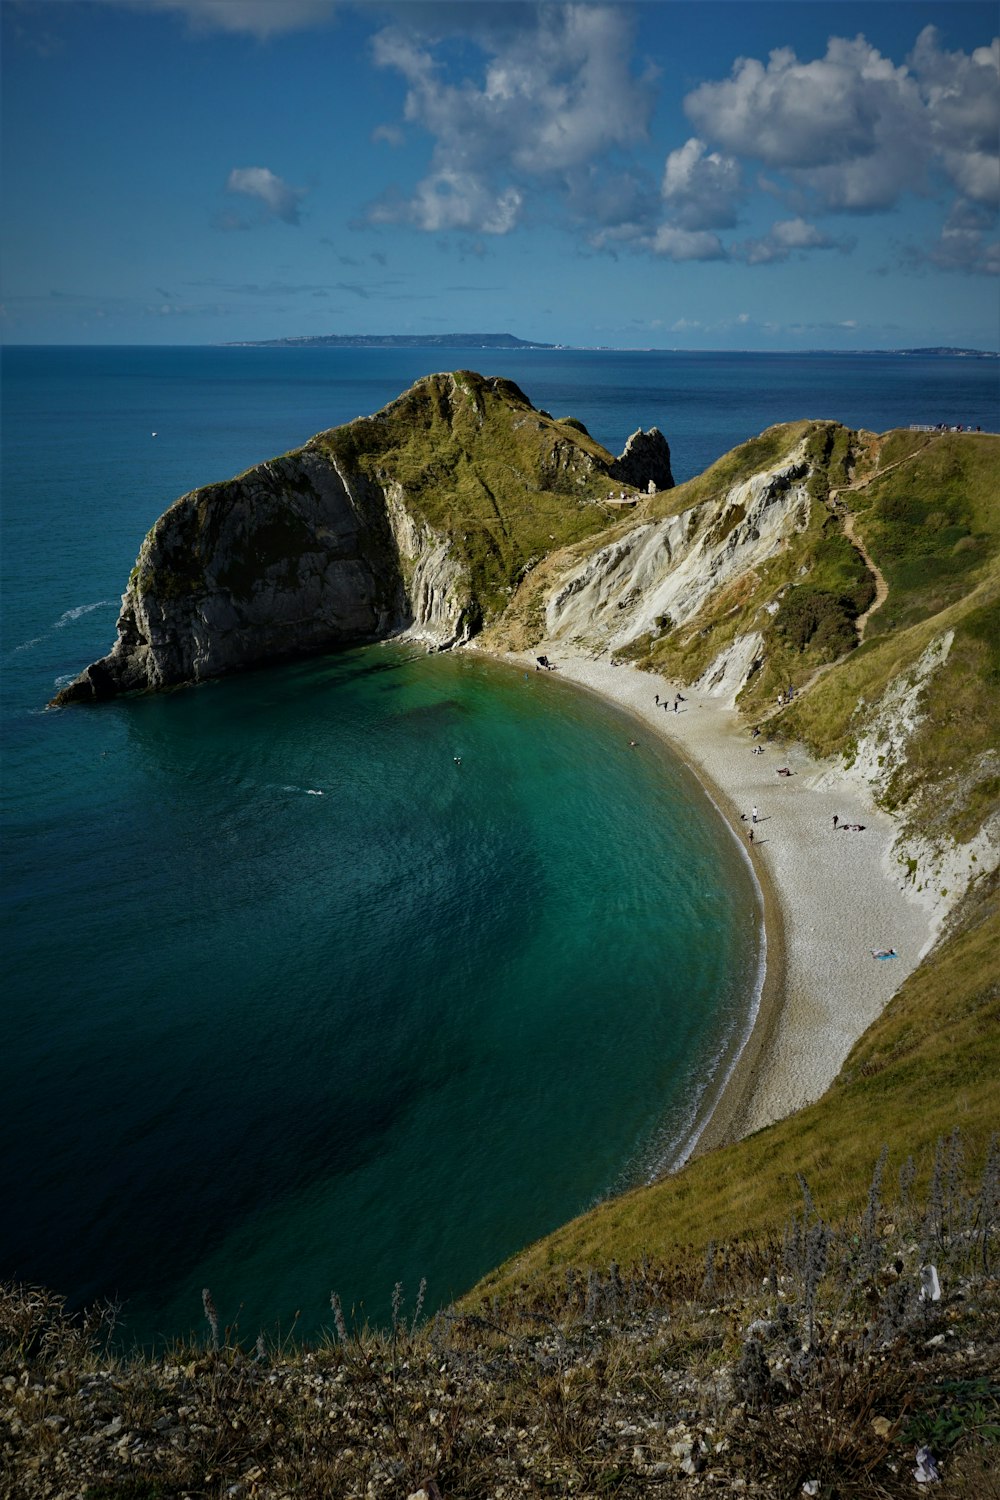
[[483, 644, 933, 1156]]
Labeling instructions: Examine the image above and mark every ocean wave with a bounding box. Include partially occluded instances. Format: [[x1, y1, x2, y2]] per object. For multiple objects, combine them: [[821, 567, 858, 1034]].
[[8, 600, 118, 659], [53, 673, 78, 689], [54, 599, 118, 628]]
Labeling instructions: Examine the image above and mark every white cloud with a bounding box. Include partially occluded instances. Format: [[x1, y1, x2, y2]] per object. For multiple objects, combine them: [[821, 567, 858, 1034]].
[[735, 217, 853, 264], [370, 168, 522, 235], [652, 226, 727, 262], [685, 35, 928, 212], [225, 167, 306, 224], [910, 28, 1000, 206], [922, 198, 1000, 276], [367, 4, 655, 235], [684, 29, 1000, 219], [661, 137, 743, 230]]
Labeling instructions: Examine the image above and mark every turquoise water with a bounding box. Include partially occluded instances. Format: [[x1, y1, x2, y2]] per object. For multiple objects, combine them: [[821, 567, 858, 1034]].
[[3, 348, 996, 1346]]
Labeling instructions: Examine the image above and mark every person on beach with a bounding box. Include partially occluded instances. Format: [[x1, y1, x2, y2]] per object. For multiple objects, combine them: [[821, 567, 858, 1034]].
[[833, 814, 839, 829], [776, 767, 791, 776], [655, 693, 660, 705], [752, 805, 758, 824], [748, 827, 754, 845], [871, 947, 896, 959]]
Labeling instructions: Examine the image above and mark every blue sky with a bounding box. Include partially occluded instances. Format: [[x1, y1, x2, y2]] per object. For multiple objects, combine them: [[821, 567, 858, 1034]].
[[2, 0, 997, 348]]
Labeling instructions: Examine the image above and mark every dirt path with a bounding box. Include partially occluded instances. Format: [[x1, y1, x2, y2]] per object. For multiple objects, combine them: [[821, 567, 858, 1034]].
[[757, 434, 947, 717], [841, 508, 889, 641]]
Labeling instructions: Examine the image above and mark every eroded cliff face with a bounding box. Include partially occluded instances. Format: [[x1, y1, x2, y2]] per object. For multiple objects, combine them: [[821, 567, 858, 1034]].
[[57, 448, 408, 701], [541, 450, 811, 666], [53, 372, 673, 703]]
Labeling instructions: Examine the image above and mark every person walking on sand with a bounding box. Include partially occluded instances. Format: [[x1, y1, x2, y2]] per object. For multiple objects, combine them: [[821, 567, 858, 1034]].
[[751, 805, 758, 824], [655, 693, 660, 705], [748, 827, 754, 845], [833, 814, 839, 829]]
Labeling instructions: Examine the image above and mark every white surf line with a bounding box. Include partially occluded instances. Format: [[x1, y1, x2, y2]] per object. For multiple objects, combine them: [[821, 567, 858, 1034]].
[[8, 599, 118, 658]]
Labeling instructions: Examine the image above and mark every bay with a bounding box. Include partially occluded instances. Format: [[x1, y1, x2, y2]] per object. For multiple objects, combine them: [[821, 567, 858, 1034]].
[[2, 346, 995, 1346]]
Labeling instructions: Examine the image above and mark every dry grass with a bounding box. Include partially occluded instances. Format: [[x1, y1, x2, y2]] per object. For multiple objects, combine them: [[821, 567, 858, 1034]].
[[3, 1142, 997, 1499]]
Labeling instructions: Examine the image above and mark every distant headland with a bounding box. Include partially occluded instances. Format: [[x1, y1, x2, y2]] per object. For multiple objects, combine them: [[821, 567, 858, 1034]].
[[228, 333, 996, 357], [229, 332, 556, 349]]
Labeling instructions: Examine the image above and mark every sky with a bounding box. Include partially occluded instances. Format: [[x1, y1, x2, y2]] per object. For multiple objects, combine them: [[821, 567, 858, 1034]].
[[2, 0, 998, 348]]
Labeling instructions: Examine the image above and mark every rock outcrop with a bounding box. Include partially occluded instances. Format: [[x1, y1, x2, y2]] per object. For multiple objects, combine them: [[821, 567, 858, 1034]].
[[609, 427, 674, 492], [52, 372, 674, 703]]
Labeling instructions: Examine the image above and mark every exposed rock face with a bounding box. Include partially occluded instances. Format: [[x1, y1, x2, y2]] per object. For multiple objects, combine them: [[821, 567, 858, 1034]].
[[54, 371, 672, 704], [57, 450, 409, 702], [543, 451, 810, 663], [609, 427, 674, 492]]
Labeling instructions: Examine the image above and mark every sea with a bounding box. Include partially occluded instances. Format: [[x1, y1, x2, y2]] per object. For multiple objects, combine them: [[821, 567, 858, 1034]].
[[3, 347, 997, 1349]]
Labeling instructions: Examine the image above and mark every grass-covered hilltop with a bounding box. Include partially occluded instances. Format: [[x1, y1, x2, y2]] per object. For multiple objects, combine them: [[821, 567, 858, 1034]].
[[22, 379, 1000, 1497]]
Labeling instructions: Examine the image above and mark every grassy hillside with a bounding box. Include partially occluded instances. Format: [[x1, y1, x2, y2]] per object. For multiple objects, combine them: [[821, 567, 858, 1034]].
[[620, 421, 875, 696], [314, 371, 627, 620], [777, 432, 1000, 843]]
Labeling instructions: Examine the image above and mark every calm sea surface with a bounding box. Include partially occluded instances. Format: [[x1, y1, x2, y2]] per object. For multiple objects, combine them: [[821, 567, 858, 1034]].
[[2, 348, 996, 1346]]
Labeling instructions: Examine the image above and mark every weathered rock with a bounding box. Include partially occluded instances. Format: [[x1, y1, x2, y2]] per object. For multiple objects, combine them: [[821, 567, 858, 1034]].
[[610, 427, 674, 492], [542, 448, 812, 671]]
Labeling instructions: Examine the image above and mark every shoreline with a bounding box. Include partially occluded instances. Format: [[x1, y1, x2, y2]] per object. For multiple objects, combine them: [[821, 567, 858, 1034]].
[[474, 643, 933, 1156]]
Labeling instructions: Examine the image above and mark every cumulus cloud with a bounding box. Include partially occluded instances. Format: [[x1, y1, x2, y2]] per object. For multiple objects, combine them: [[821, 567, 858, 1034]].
[[661, 137, 744, 230], [367, 3, 655, 235], [685, 34, 929, 212], [734, 217, 854, 265], [910, 28, 1000, 205], [369, 169, 522, 234], [225, 167, 306, 225], [920, 199, 1000, 276], [652, 226, 727, 262], [683, 27, 1000, 224]]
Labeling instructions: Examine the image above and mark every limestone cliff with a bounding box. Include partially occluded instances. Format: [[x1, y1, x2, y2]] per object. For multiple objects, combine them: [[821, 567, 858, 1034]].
[[53, 371, 673, 703]]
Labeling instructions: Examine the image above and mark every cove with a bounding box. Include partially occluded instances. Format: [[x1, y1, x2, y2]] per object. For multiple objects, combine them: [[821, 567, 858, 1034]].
[[4, 643, 759, 1347]]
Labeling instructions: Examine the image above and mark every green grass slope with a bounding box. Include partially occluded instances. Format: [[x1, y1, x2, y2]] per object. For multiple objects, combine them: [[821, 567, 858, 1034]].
[[313, 370, 627, 621], [777, 432, 1000, 844]]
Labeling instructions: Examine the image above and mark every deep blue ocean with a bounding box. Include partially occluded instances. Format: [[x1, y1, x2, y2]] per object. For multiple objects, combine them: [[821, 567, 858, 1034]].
[[2, 347, 997, 1349]]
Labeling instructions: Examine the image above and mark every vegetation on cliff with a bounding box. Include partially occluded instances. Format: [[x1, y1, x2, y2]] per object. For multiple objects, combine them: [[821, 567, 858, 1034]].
[[310, 371, 631, 621]]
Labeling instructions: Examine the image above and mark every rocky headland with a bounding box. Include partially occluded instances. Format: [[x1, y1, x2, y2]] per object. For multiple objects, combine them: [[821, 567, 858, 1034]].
[[52, 371, 671, 704]]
